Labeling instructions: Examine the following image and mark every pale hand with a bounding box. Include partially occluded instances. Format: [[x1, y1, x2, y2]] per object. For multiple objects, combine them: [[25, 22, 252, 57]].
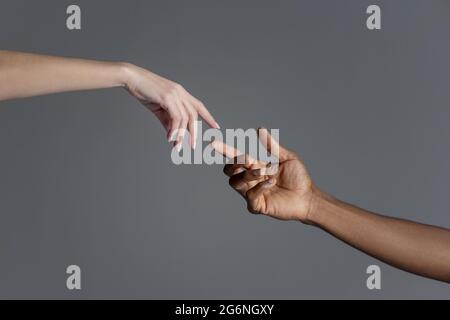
[[123, 63, 219, 149]]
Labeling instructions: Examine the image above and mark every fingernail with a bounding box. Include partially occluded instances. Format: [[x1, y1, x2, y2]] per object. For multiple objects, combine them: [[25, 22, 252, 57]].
[[215, 122, 221, 129], [169, 131, 177, 142], [177, 142, 182, 152]]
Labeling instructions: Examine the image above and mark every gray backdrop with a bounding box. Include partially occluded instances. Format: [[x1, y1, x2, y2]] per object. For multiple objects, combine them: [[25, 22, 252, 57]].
[[0, 0, 449, 299]]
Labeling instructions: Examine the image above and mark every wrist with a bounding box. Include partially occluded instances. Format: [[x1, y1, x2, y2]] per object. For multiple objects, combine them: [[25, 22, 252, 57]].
[[115, 62, 137, 89], [303, 186, 334, 227]]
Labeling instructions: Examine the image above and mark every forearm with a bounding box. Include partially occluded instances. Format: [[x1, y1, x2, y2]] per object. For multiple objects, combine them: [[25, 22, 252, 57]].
[[308, 189, 450, 282], [0, 50, 131, 101]]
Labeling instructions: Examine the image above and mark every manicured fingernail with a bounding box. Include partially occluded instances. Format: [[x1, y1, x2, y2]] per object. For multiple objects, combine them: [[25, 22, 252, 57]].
[[177, 142, 182, 152], [215, 122, 221, 129], [169, 131, 177, 142]]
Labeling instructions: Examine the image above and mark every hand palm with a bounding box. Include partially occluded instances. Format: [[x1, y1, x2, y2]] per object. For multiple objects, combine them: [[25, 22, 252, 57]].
[[252, 158, 313, 221], [216, 128, 314, 223]]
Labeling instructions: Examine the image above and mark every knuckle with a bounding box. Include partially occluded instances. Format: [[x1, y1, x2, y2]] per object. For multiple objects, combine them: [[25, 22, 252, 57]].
[[246, 202, 258, 214], [179, 107, 188, 118], [161, 95, 175, 106], [173, 83, 184, 92], [188, 109, 198, 119], [195, 100, 206, 110], [286, 148, 298, 158], [163, 85, 181, 101], [172, 114, 181, 122]]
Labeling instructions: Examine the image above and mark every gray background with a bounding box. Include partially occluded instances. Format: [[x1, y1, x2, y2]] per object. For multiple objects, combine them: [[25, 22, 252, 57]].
[[0, 0, 449, 299]]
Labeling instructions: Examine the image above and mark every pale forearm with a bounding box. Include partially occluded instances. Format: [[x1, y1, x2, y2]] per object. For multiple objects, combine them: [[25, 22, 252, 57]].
[[309, 189, 450, 282], [0, 50, 130, 101]]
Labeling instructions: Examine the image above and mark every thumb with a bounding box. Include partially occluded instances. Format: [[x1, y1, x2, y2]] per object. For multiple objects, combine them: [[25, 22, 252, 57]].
[[258, 127, 295, 161]]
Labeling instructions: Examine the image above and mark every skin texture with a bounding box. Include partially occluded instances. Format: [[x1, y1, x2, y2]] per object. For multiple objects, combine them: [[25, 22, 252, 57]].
[[0, 50, 220, 149], [213, 128, 450, 283]]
